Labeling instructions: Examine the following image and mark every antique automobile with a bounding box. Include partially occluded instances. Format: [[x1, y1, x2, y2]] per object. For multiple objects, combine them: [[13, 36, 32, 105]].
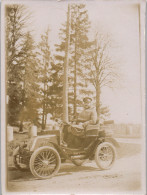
[[13, 120, 119, 179]]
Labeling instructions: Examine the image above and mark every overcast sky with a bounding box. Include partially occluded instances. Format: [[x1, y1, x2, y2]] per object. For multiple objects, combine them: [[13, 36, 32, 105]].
[[5, 1, 143, 124]]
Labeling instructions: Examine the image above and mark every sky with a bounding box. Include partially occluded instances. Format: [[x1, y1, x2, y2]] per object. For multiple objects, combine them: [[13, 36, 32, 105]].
[[5, 0, 143, 124]]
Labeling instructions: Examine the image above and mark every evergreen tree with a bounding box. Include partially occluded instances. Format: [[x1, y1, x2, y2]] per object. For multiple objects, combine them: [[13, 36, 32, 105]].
[[69, 4, 93, 115], [55, 3, 93, 118], [6, 4, 30, 125], [37, 29, 52, 129], [19, 32, 40, 130], [49, 60, 63, 119]]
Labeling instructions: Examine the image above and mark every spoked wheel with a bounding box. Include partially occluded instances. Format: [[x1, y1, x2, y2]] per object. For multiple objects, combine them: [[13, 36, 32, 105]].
[[30, 146, 61, 179], [13, 154, 29, 171], [71, 159, 86, 166], [95, 142, 116, 170]]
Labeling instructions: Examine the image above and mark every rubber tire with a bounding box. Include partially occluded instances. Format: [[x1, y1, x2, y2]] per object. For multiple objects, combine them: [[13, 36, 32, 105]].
[[95, 142, 116, 170], [30, 146, 61, 179]]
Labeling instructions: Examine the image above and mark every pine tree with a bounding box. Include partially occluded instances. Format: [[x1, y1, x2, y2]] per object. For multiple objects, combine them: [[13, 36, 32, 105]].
[[69, 4, 93, 116], [37, 29, 52, 129], [19, 32, 40, 130], [49, 60, 63, 119], [55, 3, 93, 118], [62, 4, 71, 122], [6, 4, 30, 125]]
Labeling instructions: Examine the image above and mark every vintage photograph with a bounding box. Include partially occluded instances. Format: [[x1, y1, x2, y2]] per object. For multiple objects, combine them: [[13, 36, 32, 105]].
[[1, 0, 146, 194]]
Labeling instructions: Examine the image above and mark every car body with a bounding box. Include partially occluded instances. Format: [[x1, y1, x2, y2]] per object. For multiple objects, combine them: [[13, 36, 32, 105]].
[[13, 121, 119, 179]]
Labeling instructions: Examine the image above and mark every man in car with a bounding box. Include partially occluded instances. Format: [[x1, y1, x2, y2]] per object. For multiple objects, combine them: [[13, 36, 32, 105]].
[[74, 97, 97, 128], [62, 97, 97, 147]]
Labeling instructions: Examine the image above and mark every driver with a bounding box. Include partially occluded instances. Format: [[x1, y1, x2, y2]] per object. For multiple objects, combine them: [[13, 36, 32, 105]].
[[62, 97, 97, 148], [74, 97, 97, 128]]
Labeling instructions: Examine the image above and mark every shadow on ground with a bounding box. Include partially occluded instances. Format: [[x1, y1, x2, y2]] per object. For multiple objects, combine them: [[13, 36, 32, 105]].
[[8, 163, 100, 182]]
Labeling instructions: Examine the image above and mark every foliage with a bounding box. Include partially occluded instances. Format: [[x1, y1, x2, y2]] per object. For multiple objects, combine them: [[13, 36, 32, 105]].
[[5, 3, 120, 128], [55, 4, 94, 117], [37, 29, 57, 129], [6, 4, 30, 125], [19, 32, 40, 126]]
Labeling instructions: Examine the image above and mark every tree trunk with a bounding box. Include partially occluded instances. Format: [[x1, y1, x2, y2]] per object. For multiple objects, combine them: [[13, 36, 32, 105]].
[[73, 11, 78, 117], [96, 83, 101, 122], [19, 119, 23, 132], [42, 101, 45, 130], [63, 4, 70, 122], [73, 42, 77, 116]]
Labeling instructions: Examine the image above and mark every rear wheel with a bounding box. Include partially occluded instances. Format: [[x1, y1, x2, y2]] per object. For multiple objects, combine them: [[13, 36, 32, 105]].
[[95, 142, 116, 170], [30, 146, 61, 179]]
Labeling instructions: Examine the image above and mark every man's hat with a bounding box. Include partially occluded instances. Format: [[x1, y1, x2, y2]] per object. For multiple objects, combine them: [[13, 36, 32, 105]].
[[83, 97, 92, 103]]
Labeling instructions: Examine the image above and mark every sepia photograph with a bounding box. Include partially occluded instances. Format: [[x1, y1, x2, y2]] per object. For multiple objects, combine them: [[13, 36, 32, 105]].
[[1, 0, 146, 194]]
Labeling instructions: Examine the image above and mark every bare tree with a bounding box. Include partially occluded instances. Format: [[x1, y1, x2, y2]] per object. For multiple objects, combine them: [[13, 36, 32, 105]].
[[86, 32, 120, 121]]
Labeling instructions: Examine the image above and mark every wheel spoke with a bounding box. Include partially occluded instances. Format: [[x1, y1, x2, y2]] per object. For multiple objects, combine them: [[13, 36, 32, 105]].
[[48, 155, 56, 162], [49, 159, 56, 164], [34, 163, 43, 170], [34, 161, 43, 167], [40, 152, 46, 160], [36, 155, 44, 162], [46, 150, 51, 159]]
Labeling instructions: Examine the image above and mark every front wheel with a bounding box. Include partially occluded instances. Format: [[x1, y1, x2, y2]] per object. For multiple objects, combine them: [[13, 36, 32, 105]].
[[30, 146, 61, 179], [95, 142, 116, 170]]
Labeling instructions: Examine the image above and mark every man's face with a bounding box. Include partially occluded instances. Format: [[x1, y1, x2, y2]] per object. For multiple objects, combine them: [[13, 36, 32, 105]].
[[83, 100, 91, 109]]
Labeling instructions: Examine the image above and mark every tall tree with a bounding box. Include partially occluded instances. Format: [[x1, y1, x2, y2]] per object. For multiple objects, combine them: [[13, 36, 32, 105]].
[[63, 4, 71, 122], [48, 60, 63, 119], [69, 4, 93, 116], [19, 32, 40, 130], [55, 3, 93, 118], [6, 4, 30, 125], [37, 29, 52, 129], [85, 32, 120, 121]]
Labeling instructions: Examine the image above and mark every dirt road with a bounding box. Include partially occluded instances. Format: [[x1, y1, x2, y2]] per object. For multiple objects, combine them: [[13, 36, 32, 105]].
[[7, 151, 143, 194]]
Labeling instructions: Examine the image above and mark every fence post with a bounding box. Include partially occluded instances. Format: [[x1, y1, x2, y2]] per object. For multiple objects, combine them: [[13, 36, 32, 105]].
[[29, 125, 37, 138], [7, 126, 13, 142]]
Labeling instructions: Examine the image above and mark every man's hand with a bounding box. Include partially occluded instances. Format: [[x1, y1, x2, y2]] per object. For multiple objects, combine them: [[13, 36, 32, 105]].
[[82, 121, 89, 128]]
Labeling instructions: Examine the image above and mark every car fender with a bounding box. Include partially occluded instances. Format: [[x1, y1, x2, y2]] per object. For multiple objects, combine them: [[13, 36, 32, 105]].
[[90, 137, 119, 159], [104, 137, 120, 148], [30, 135, 58, 152]]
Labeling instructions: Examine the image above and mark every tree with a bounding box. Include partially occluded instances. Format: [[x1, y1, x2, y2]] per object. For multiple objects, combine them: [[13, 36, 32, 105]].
[[6, 4, 30, 125], [55, 3, 93, 118], [19, 32, 40, 130], [85, 32, 120, 121], [48, 60, 63, 119], [37, 29, 52, 129], [69, 4, 93, 116], [62, 4, 71, 122]]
